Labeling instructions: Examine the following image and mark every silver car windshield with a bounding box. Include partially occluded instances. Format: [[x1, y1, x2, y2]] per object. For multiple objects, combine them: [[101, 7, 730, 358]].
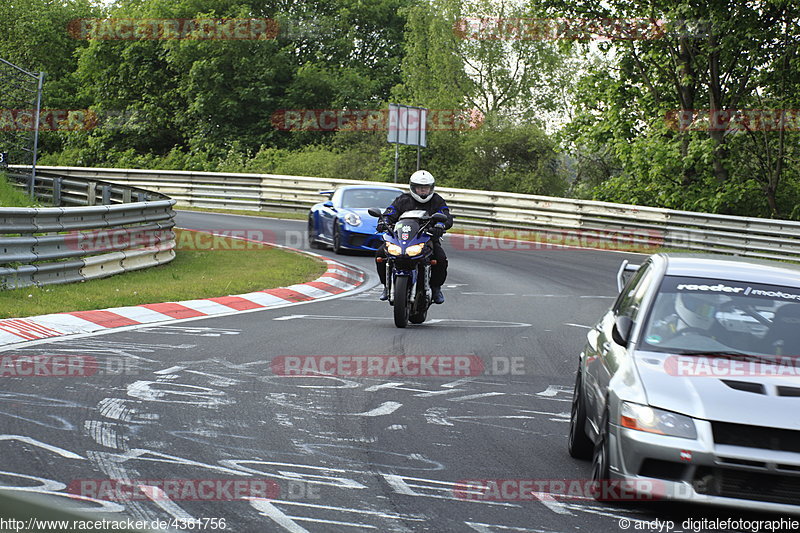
[[640, 276, 800, 357]]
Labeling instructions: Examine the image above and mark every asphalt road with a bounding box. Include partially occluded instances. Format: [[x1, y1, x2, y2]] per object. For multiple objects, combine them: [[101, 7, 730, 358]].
[[0, 211, 787, 533]]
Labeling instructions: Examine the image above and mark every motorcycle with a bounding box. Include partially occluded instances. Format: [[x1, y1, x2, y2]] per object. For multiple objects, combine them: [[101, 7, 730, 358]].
[[368, 208, 448, 328]]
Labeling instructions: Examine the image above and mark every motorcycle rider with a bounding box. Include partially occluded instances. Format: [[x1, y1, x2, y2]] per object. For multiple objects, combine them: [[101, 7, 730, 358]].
[[375, 170, 453, 304]]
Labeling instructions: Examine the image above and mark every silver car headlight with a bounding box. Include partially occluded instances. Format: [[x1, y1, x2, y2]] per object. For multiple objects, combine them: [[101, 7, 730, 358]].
[[386, 243, 402, 256], [344, 213, 361, 226], [620, 402, 697, 439], [406, 243, 424, 256]]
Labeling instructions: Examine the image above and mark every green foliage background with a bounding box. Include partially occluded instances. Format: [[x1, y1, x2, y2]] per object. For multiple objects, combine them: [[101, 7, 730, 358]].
[[2, 0, 799, 216]]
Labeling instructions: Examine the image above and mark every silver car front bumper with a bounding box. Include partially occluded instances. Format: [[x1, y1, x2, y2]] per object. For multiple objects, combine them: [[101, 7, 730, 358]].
[[608, 420, 800, 515]]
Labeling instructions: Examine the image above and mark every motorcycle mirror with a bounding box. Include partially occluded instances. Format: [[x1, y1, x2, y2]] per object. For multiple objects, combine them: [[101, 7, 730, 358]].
[[367, 208, 382, 218], [432, 213, 447, 223]]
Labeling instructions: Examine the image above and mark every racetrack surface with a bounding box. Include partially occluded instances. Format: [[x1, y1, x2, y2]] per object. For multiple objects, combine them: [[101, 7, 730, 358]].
[[0, 211, 784, 532]]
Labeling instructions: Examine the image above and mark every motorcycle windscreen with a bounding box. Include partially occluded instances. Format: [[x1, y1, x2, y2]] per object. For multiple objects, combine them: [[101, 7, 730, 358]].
[[393, 219, 421, 242]]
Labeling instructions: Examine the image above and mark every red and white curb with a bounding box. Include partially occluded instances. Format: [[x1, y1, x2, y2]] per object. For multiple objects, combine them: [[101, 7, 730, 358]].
[[0, 259, 364, 347]]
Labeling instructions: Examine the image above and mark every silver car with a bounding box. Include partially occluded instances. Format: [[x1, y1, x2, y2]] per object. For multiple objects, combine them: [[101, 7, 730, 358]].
[[568, 253, 800, 513]]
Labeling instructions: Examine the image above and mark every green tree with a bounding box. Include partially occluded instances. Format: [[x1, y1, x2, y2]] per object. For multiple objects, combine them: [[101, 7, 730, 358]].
[[541, 0, 800, 217]]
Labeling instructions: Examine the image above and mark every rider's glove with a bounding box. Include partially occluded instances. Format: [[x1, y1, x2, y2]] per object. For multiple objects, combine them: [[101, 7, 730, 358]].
[[428, 222, 446, 238], [376, 221, 389, 233]]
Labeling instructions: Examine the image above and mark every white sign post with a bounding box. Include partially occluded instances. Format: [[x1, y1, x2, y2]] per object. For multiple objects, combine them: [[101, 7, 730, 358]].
[[387, 104, 428, 183]]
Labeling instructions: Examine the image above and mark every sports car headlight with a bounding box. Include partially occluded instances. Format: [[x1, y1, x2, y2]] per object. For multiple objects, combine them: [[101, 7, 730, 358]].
[[386, 243, 403, 256], [344, 213, 361, 226], [620, 402, 697, 439], [406, 243, 424, 256]]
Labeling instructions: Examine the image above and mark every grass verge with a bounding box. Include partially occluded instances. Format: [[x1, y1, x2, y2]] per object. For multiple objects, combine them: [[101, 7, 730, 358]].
[[177, 206, 308, 220], [0, 171, 37, 207], [0, 229, 328, 319]]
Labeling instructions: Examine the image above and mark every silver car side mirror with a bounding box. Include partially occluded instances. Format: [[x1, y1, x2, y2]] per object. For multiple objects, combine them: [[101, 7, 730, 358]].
[[612, 315, 634, 346]]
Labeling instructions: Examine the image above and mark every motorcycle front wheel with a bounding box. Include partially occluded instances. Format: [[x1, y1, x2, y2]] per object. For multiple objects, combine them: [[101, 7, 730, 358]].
[[409, 309, 427, 324], [393, 276, 410, 328]]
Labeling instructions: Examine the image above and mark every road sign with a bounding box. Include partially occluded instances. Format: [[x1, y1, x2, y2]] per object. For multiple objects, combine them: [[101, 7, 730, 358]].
[[388, 104, 428, 182]]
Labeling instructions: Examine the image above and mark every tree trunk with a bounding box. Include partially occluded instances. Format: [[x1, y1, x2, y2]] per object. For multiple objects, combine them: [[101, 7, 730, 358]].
[[707, 34, 729, 183]]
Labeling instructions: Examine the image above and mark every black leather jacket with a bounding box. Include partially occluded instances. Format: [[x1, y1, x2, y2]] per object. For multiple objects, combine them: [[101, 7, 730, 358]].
[[381, 192, 454, 230]]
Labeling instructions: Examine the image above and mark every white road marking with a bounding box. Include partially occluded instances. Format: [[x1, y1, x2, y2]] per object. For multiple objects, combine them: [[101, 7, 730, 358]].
[[563, 323, 592, 329], [261, 499, 426, 520], [442, 377, 476, 388], [536, 385, 573, 398], [127, 380, 231, 407], [531, 492, 574, 515], [382, 474, 518, 507], [462, 292, 516, 296], [272, 315, 531, 327], [84, 420, 127, 451], [137, 326, 241, 336], [354, 402, 403, 417], [516, 409, 570, 419], [251, 498, 427, 530], [424, 408, 453, 426], [466, 522, 563, 532], [362, 382, 461, 396], [364, 382, 405, 392], [250, 499, 311, 533], [448, 392, 505, 402], [154, 365, 185, 375], [414, 388, 461, 397], [139, 485, 196, 521]]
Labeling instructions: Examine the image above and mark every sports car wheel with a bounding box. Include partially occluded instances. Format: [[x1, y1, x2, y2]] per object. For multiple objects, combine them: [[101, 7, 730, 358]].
[[568, 370, 593, 459], [308, 218, 321, 249], [332, 224, 343, 254], [590, 410, 611, 500]]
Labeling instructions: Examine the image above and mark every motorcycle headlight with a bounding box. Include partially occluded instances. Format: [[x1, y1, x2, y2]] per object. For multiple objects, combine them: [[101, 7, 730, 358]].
[[406, 243, 424, 256], [386, 243, 403, 256], [344, 213, 361, 226], [620, 402, 697, 439]]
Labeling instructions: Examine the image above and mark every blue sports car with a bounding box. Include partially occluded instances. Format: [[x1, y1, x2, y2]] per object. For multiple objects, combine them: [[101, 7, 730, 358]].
[[308, 185, 403, 253]]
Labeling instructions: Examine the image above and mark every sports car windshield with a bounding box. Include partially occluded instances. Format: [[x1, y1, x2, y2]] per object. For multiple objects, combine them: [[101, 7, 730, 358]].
[[640, 276, 800, 357], [341, 189, 401, 209]]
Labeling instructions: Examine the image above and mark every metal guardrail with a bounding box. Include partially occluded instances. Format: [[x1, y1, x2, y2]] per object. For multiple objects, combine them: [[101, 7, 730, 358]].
[[1, 169, 176, 289], [18, 165, 800, 263]]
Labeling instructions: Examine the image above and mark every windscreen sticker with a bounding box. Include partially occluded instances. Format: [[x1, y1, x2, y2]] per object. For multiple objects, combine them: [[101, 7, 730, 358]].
[[663, 277, 800, 302]]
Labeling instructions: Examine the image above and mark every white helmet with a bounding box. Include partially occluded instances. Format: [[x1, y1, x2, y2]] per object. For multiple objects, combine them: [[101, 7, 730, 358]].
[[675, 293, 718, 330], [409, 170, 435, 203]]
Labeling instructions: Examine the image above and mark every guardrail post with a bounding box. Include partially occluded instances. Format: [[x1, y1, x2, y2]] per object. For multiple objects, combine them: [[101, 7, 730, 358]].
[[53, 178, 62, 207], [102, 184, 112, 205], [87, 182, 97, 206], [136, 192, 147, 202], [122, 189, 132, 203]]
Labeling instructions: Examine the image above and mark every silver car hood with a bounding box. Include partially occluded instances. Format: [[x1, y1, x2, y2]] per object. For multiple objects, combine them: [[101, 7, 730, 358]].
[[634, 350, 800, 430]]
